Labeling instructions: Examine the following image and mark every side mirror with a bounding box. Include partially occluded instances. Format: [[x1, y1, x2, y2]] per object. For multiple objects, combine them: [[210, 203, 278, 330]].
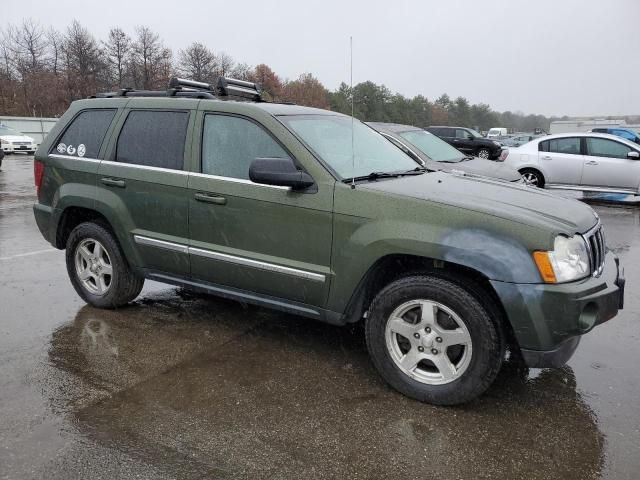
[[467, 135, 474, 140], [249, 157, 314, 190], [628, 151, 640, 160]]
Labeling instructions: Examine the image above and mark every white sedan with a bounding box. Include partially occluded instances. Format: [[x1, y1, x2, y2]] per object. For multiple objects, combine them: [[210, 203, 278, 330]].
[[504, 132, 640, 195], [0, 125, 37, 154]]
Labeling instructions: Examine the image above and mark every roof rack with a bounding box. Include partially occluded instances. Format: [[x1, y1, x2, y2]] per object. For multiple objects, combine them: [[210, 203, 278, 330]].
[[90, 77, 264, 102]]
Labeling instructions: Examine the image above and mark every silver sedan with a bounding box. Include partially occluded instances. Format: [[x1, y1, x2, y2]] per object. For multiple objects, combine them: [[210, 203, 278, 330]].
[[504, 132, 640, 194]]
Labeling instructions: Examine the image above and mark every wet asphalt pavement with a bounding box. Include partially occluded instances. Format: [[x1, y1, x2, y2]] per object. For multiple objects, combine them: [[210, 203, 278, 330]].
[[0, 155, 638, 479]]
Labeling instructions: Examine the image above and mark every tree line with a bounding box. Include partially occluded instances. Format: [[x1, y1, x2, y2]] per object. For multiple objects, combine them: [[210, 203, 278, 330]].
[[2, 18, 629, 133]]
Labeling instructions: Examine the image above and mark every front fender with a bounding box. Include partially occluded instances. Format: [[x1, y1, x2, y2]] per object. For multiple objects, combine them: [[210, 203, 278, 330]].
[[327, 216, 541, 314]]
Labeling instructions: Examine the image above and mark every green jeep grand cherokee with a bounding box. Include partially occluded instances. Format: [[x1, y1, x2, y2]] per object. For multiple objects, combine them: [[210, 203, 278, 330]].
[[33, 78, 625, 405]]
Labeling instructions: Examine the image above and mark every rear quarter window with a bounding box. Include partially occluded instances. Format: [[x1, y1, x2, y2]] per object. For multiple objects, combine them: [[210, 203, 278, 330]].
[[116, 110, 189, 170], [51, 109, 116, 158]]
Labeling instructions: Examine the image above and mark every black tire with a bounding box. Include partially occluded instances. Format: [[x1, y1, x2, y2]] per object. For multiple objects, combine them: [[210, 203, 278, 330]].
[[476, 148, 491, 159], [365, 275, 504, 405], [519, 168, 545, 188], [66, 221, 144, 308]]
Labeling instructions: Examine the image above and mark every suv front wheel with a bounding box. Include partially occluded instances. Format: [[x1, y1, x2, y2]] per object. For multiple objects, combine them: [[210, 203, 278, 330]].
[[66, 222, 144, 308], [365, 275, 503, 405]]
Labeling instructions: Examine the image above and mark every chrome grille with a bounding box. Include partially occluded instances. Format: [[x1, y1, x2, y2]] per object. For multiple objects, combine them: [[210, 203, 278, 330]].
[[583, 223, 606, 277]]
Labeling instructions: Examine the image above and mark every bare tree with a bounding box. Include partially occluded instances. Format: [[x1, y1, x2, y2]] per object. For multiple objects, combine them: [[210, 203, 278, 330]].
[[63, 20, 105, 100], [131, 26, 171, 89], [102, 27, 131, 88], [214, 51, 234, 78], [230, 62, 252, 81], [47, 28, 64, 77], [178, 42, 216, 83], [4, 19, 49, 75]]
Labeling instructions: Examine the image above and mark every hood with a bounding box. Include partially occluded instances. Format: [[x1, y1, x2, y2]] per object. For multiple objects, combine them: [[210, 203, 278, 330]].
[[360, 171, 598, 234], [0, 134, 34, 142], [432, 158, 521, 182]]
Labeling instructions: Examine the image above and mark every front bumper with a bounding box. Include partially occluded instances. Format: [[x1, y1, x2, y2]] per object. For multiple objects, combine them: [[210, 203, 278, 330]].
[[2, 144, 36, 153], [491, 252, 624, 368]]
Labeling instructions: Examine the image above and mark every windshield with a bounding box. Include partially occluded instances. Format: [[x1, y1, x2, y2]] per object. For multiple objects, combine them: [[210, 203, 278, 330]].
[[0, 125, 22, 135], [279, 115, 418, 179], [398, 130, 465, 163]]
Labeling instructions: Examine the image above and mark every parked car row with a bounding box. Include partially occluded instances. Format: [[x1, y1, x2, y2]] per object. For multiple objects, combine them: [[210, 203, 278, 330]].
[[370, 122, 640, 196], [368, 123, 520, 182]]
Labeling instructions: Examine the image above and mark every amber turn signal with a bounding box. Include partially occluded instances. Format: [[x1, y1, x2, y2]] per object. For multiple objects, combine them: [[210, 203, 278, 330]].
[[533, 251, 557, 283]]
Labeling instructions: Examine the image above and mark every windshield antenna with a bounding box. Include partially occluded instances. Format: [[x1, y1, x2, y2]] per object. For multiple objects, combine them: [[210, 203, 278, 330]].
[[350, 36, 355, 189]]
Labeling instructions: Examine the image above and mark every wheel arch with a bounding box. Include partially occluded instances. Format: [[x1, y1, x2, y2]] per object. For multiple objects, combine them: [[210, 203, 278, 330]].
[[340, 253, 518, 353], [54, 202, 142, 269]]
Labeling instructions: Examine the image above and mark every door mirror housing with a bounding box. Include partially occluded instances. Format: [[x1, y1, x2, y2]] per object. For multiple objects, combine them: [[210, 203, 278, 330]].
[[628, 151, 640, 160], [467, 134, 474, 140], [249, 157, 315, 190]]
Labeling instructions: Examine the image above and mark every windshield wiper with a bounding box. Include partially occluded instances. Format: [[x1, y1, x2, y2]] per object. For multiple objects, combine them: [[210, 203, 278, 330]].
[[342, 167, 427, 183]]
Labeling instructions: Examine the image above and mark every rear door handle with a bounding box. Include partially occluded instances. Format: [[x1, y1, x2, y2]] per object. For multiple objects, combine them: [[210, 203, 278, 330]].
[[194, 192, 227, 205], [541, 155, 552, 160], [100, 177, 126, 188], [585, 160, 599, 165]]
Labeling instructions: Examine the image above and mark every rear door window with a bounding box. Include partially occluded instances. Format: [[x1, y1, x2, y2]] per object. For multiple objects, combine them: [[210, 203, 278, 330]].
[[116, 110, 189, 170], [52, 109, 116, 158]]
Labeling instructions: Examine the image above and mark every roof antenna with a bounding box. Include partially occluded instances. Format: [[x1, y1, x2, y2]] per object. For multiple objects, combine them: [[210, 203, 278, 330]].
[[350, 36, 355, 190]]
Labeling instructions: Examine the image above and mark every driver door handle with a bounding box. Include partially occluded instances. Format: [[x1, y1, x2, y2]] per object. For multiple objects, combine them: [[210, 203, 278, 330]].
[[194, 192, 227, 205], [585, 160, 599, 165]]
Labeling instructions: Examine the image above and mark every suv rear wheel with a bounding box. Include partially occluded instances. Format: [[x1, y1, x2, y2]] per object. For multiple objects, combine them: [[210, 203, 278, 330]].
[[365, 275, 503, 405], [66, 222, 144, 308]]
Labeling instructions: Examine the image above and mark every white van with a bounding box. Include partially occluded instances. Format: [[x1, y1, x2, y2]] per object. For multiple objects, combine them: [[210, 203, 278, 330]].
[[487, 127, 508, 138]]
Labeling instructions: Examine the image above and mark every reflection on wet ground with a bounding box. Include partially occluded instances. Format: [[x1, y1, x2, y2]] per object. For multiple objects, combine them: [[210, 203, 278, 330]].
[[1, 155, 638, 479]]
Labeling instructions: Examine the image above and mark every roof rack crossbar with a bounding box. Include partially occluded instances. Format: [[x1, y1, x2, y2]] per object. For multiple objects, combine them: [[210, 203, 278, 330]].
[[217, 77, 262, 101], [90, 77, 264, 102]]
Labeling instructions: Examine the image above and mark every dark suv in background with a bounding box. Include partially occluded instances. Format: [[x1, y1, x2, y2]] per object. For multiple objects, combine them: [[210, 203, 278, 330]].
[[426, 126, 503, 160]]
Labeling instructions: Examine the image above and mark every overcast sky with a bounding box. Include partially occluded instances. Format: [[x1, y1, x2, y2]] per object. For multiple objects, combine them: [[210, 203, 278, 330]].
[[3, 0, 638, 117]]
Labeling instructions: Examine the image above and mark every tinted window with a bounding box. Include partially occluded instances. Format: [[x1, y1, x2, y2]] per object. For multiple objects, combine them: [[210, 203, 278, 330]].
[[547, 137, 581, 155], [116, 110, 189, 170], [52, 109, 116, 158], [592, 128, 607, 133], [586, 138, 633, 159], [455, 129, 469, 139], [202, 114, 289, 180]]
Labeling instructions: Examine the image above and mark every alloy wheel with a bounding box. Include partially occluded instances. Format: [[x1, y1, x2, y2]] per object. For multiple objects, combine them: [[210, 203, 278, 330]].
[[522, 172, 539, 186], [74, 238, 113, 295], [385, 300, 473, 385]]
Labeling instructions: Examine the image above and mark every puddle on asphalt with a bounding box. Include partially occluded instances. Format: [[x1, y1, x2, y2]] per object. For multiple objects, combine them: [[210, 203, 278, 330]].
[[35, 289, 606, 479]]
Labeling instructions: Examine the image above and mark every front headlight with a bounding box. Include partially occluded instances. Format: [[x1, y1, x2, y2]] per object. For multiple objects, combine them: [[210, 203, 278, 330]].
[[533, 235, 590, 283], [492, 140, 501, 146], [0, 139, 8, 145]]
